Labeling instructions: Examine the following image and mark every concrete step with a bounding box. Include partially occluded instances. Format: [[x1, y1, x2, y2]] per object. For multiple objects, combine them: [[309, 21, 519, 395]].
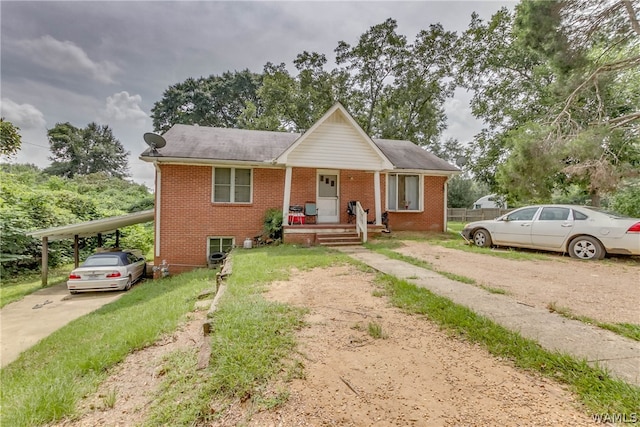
[[317, 233, 362, 246]]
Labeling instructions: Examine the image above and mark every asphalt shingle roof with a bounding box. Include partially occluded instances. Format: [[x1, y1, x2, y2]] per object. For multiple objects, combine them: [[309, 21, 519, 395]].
[[373, 138, 459, 172], [141, 124, 458, 172]]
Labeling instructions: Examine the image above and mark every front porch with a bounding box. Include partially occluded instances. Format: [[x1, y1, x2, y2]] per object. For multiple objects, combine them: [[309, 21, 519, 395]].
[[283, 223, 387, 246]]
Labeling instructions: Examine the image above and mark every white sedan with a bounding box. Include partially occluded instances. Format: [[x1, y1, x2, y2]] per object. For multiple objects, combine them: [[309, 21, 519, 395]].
[[461, 205, 640, 260], [67, 251, 146, 293]]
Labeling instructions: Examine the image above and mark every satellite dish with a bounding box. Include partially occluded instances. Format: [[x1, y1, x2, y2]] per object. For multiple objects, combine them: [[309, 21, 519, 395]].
[[143, 132, 166, 149]]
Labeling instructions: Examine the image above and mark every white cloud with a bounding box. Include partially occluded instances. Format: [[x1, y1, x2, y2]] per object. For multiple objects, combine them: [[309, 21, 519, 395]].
[[0, 98, 47, 129], [103, 91, 148, 125], [15, 35, 120, 84]]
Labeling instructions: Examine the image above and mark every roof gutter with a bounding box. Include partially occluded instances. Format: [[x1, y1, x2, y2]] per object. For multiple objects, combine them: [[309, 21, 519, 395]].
[[139, 155, 283, 169], [384, 169, 461, 176]]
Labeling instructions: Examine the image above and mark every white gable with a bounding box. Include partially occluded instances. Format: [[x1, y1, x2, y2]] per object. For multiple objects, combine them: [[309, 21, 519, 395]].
[[276, 104, 393, 171]]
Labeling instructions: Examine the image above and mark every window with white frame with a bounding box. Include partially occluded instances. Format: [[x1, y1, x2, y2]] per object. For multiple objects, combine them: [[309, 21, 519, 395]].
[[387, 174, 421, 211], [212, 167, 252, 203], [209, 237, 234, 254]]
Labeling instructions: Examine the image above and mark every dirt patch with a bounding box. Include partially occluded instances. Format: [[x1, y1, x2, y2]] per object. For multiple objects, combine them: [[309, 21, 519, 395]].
[[394, 241, 640, 325], [56, 260, 611, 426], [50, 310, 207, 427], [246, 265, 593, 426]]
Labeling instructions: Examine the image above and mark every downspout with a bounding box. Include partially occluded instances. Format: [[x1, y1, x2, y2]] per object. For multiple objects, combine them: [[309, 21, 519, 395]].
[[374, 171, 382, 225], [154, 162, 161, 259], [41, 236, 48, 286], [74, 234, 79, 268], [443, 176, 449, 232]]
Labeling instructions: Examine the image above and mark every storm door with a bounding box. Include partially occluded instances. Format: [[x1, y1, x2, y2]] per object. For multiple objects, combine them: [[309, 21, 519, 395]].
[[317, 171, 339, 223]]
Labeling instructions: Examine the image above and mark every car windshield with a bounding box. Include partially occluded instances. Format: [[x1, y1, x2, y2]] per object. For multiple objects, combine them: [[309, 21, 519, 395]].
[[83, 256, 121, 267]]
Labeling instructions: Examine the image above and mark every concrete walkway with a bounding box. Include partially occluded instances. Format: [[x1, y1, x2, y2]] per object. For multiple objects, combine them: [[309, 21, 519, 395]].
[[339, 247, 640, 387], [1, 283, 124, 367]]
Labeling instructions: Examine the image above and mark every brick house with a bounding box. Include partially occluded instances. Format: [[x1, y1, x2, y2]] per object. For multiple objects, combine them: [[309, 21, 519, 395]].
[[141, 103, 459, 273]]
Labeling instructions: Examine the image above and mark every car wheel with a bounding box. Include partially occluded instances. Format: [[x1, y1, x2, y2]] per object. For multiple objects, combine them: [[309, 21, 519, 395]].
[[473, 229, 492, 248], [568, 236, 604, 260], [69, 290, 78, 295], [124, 275, 133, 291]]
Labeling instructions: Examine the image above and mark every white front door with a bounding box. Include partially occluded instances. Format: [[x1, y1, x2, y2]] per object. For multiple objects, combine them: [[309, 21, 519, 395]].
[[317, 171, 339, 223]]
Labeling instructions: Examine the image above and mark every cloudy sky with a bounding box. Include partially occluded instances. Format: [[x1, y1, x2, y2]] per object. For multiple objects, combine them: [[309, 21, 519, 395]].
[[1, 0, 515, 188]]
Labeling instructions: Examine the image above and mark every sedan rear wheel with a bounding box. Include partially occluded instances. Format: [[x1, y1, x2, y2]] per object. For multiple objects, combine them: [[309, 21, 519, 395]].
[[569, 236, 604, 260], [473, 229, 492, 248], [124, 275, 133, 291]]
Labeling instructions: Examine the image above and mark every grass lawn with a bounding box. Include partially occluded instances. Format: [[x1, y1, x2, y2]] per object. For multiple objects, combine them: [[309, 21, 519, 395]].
[[2, 244, 638, 426], [0, 268, 218, 427]]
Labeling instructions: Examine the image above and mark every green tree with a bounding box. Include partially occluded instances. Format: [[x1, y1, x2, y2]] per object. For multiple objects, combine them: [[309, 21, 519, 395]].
[[151, 69, 263, 133], [456, 6, 557, 188], [457, 1, 640, 205], [608, 179, 640, 217], [245, 53, 339, 132], [253, 19, 458, 151], [447, 175, 491, 208], [375, 24, 458, 149], [0, 118, 22, 157], [45, 122, 130, 178], [335, 18, 409, 134], [0, 164, 154, 278]]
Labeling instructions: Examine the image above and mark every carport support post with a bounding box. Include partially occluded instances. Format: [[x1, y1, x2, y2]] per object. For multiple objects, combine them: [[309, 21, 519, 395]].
[[74, 234, 79, 268], [41, 236, 48, 286]]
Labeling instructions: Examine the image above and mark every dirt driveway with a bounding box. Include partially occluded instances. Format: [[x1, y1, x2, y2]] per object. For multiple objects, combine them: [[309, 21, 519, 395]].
[[53, 248, 631, 426], [394, 241, 640, 325]]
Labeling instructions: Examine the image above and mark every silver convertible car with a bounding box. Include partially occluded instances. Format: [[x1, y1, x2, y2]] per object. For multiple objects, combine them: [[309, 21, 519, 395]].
[[67, 250, 146, 293], [460, 205, 640, 260]]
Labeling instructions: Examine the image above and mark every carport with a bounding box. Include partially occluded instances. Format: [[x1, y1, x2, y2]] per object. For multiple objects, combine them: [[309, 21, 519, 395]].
[[26, 209, 154, 285]]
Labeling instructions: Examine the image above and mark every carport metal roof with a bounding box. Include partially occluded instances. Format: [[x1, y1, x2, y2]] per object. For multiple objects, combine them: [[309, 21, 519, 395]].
[[26, 209, 154, 241]]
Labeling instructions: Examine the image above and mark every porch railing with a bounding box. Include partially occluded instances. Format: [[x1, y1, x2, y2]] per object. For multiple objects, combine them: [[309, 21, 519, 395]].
[[355, 201, 368, 243]]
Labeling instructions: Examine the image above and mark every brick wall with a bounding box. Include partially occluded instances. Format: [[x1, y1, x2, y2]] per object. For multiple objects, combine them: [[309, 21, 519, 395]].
[[157, 164, 285, 272], [289, 168, 317, 206], [340, 170, 382, 223], [386, 176, 446, 232], [156, 164, 447, 273]]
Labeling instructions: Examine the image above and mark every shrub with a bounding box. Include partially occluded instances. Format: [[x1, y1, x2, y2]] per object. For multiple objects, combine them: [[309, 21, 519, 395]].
[[263, 208, 283, 240]]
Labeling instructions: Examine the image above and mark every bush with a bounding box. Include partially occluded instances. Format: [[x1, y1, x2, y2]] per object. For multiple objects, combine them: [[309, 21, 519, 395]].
[[263, 208, 283, 240], [608, 180, 640, 217]]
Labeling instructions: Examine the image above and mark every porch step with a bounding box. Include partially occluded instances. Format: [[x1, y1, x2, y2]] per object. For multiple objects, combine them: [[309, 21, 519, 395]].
[[317, 232, 362, 247]]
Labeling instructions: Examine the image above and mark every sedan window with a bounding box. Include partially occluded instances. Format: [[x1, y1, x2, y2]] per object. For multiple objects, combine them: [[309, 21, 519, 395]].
[[573, 210, 588, 220], [539, 207, 570, 221], [505, 207, 539, 221]]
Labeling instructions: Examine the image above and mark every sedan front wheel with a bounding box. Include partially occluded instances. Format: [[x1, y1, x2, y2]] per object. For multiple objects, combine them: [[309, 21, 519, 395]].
[[473, 229, 493, 248], [568, 236, 604, 260]]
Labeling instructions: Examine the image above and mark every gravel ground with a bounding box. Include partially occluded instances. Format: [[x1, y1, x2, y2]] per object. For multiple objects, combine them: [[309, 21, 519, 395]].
[[395, 241, 640, 325]]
